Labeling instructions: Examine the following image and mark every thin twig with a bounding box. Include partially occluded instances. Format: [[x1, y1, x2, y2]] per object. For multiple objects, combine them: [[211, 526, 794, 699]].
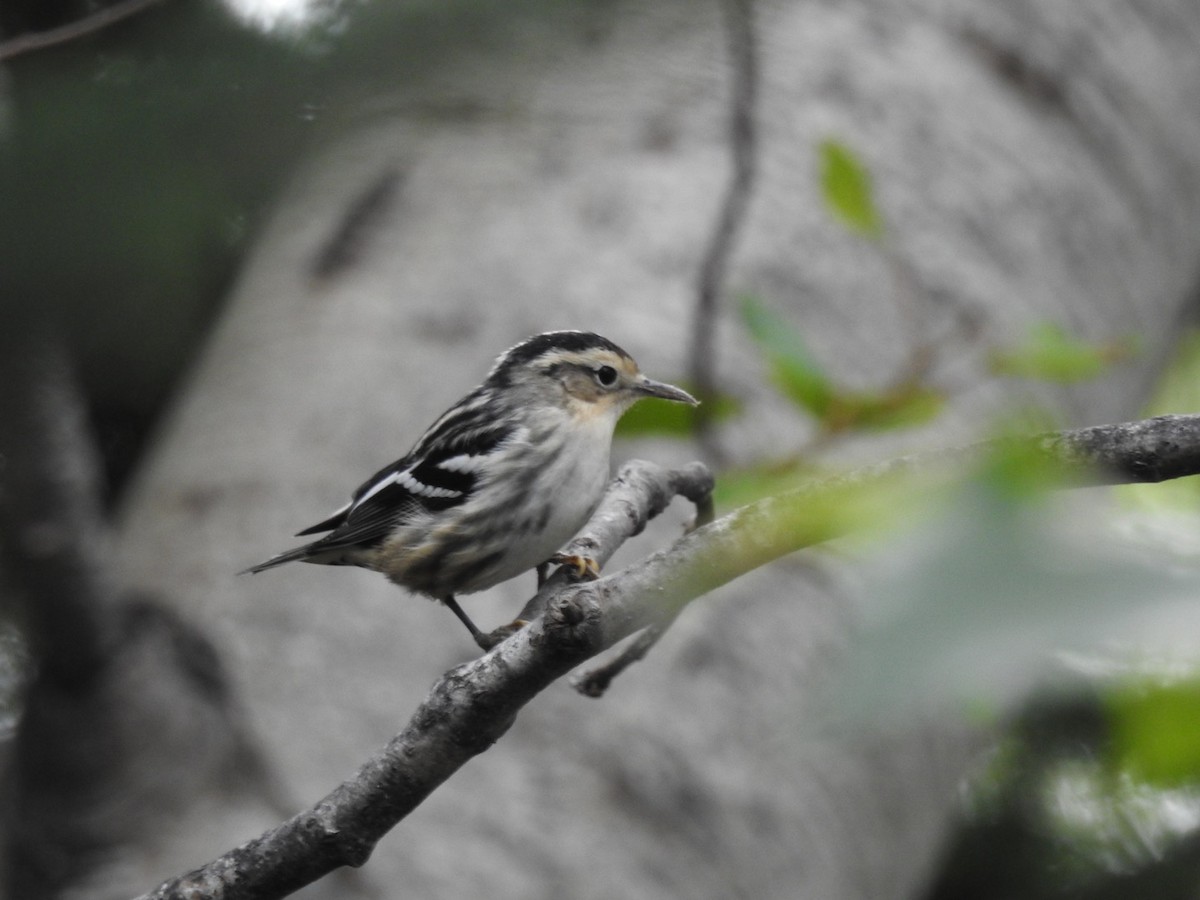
[[570, 468, 715, 696], [572, 626, 663, 697], [688, 0, 759, 461], [0, 0, 166, 62]]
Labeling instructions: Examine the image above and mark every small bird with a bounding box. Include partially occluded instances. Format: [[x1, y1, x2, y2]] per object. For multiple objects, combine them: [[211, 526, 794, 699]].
[[242, 331, 697, 645]]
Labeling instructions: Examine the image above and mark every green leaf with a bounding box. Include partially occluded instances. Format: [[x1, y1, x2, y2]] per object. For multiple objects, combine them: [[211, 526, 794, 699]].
[[818, 139, 884, 240], [1107, 678, 1200, 787], [825, 386, 946, 433], [616, 390, 740, 438], [740, 295, 836, 418], [990, 323, 1134, 383]]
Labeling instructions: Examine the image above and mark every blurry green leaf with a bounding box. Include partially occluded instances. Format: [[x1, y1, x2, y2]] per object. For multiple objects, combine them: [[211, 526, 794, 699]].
[[616, 390, 740, 438], [831, 453, 1200, 724], [1142, 330, 1200, 414], [1108, 679, 1200, 787], [717, 458, 929, 550], [818, 139, 884, 240], [825, 386, 946, 433], [773, 358, 838, 419], [741, 296, 946, 432], [740, 295, 836, 417], [976, 414, 1072, 501], [712, 460, 815, 509], [990, 323, 1135, 383]]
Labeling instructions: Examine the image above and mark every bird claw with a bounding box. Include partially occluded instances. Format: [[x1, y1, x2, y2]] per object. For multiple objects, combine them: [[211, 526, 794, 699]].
[[550, 552, 601, 581]]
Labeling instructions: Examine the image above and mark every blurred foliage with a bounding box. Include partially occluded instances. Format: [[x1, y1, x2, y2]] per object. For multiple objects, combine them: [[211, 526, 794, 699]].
[[928, 693, 1200, 900], [990, 322, 1138, 384], [835, 434, 1200, 721], [719, 141, 1132, 513], [818, 138, 883, 240], [816, 436, 1200, 898], [707, 420, 1200, 897], [976, 411, 1076, 499], [1107, 676, 1200, 789], [717, 293, 944, 505], [741, 292, 838, 418], [616, 388, 740, 438], [712, 458, 820, 510], [1143, 329, 1200, 415], [738, 138, 1191, 897], [740, 294, 944, 433]]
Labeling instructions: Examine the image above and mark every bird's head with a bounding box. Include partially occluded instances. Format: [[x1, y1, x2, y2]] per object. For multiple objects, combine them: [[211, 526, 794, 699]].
[[489, 331, 697, 422]]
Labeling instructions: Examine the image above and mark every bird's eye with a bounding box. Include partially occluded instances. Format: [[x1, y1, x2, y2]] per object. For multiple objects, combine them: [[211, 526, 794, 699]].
[[594, 365, 618, 387]]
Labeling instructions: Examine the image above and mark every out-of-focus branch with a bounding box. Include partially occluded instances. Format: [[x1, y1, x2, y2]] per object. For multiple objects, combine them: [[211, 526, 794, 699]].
[[0, 329, 117, 674], [688, 0, 759, 461], [0, 327, 289, 900], [0, 0, 166, 62], [137, 413, 1200, 900]]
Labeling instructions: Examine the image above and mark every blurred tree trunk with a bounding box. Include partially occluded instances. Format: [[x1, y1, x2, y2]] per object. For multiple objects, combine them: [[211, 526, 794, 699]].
[[12, 0, 1200, 897]]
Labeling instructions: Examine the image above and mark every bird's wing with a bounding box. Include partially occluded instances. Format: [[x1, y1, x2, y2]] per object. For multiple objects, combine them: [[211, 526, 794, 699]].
[[294, 418, 517, 551], [294, 501, 353, 536]]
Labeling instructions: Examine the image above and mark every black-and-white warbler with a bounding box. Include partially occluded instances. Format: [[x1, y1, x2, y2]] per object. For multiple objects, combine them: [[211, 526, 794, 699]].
[[243, 331, 697, 643]]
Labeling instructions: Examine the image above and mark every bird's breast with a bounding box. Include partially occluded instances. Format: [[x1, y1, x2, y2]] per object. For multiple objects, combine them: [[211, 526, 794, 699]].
[[374, 411, 616, 598]]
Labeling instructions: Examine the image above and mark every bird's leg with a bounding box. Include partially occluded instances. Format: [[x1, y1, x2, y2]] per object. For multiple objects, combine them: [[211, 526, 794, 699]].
[[549, 551, 601, 581], [536, 561, 551, 589], [441, 595, 488, 649]]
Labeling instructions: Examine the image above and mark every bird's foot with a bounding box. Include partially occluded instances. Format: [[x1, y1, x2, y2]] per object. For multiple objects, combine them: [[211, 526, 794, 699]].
[[549, 552, 601, 581]]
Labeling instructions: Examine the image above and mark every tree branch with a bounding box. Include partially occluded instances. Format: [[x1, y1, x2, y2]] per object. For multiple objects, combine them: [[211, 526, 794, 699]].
[[0, 0, 166, 63], [0, 329, 118, 673], [508, 460, 714, 629], [136, 413, 1200, 900]]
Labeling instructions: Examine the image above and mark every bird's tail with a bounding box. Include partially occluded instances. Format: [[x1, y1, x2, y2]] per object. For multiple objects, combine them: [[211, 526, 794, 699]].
[[238, 544, 319, 576]]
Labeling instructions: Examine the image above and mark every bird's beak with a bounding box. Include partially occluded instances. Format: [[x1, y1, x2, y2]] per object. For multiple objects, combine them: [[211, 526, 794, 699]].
[[634, 376, 699, 406]]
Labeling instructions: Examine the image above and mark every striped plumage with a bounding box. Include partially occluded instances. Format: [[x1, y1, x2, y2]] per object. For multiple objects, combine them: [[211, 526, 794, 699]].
[[243, 331, 696, 644]]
